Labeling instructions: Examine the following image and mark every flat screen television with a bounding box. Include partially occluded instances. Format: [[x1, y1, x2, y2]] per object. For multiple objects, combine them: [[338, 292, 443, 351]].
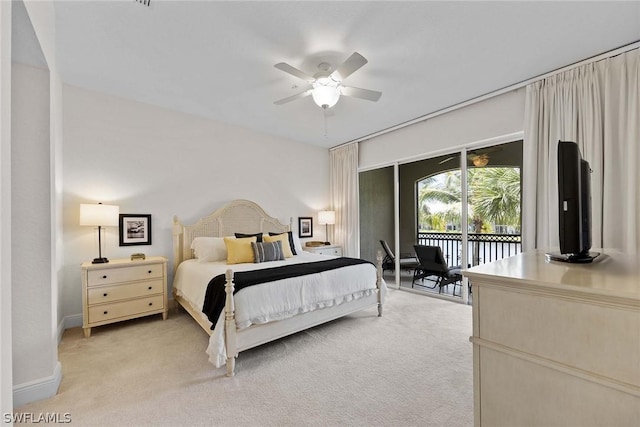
[[546, 140, 599, 263]]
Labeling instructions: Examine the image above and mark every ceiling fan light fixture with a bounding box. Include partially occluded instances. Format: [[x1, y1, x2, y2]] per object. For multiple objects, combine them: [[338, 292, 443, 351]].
[[311, 78, 341, 109], [472, 154, 489, 167]]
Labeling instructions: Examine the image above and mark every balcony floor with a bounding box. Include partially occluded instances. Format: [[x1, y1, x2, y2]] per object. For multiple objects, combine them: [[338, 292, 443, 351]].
[[383, 269, 471, 303]]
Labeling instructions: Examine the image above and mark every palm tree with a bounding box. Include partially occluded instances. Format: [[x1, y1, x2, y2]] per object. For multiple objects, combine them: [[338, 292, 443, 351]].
[[417, 171, 462, 231], [469, 168, 521, 228], [419, 167, 521, 230], [418, 167, 521, 265]]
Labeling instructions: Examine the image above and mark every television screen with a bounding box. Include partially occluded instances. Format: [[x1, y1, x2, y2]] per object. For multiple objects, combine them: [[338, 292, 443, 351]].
[[546, 141, 599, 263]]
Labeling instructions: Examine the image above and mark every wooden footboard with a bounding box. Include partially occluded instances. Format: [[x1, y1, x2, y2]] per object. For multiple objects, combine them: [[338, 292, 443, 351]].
[[221, 251, 384, 377]]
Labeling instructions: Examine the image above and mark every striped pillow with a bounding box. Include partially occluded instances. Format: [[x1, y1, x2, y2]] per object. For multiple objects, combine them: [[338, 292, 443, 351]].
[[252, 240, 285, 263]]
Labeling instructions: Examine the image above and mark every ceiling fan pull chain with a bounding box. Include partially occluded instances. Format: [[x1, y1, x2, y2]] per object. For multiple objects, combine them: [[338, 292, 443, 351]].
[[323, 110, 329, 138]]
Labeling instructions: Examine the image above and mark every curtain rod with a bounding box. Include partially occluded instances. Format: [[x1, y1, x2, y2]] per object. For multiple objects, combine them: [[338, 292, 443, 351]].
[[330, 40, 640, 152]]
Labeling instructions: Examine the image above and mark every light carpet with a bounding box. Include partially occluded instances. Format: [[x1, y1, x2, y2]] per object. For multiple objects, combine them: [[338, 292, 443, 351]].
[[16, 290, 473, 426]]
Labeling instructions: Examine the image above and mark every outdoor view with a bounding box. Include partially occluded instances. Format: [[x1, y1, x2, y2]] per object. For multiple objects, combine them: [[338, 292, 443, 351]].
[[417, 166, 522, 268]]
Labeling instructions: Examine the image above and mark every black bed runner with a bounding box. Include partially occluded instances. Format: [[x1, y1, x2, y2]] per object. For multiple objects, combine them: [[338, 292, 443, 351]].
[[202, 257, 372, 330]]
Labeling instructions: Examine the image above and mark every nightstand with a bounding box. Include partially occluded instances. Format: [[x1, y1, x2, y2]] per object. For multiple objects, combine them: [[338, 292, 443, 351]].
[[304, 245, 343, 256], [81, 256, 168, 337]]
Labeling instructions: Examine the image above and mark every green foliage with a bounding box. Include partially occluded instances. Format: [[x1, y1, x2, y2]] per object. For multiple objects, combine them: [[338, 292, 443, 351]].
[[417, 167, 521, 233]]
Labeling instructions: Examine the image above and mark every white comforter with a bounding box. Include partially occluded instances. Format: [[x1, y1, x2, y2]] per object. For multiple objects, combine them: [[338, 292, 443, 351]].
[[173, 252, 386, 367]]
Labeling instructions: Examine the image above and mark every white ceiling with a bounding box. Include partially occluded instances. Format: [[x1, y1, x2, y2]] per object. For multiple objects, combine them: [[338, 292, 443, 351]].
[[15, 1, 640, 148]]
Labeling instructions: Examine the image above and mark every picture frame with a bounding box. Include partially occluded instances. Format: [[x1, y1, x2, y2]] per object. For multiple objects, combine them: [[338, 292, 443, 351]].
[[119, 214, 152, 246], [298, 217, 313, 238]]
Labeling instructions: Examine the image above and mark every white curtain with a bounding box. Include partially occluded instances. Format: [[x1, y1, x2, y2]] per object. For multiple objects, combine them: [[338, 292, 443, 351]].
[[329, 143, 359, 257], [524, 48, 639, 253]]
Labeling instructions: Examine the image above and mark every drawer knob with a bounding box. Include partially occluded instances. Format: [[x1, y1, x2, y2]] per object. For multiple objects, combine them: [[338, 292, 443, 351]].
[[102, 275, 107, 279], [148, 270, 152, 274], [103, 293, 108, 297], [148, 286, 153, 290], [148, 302, 153, 306], [103, 311, 108, 315]]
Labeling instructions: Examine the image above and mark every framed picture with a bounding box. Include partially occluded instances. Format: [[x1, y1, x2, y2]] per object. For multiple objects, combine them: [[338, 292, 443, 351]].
[[119, 214, 152, 246], [298, 217, 313, 238]]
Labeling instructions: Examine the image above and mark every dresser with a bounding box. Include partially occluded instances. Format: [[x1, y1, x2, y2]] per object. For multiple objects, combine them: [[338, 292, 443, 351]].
[[81, 256, 168, 337], [304, 244, 343, 256], [463, 250, 640, 427]]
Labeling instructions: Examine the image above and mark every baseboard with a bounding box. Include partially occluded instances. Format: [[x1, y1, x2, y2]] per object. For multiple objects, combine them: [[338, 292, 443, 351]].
[[57, 314, 82, 343], [13, 361, 62, 408]]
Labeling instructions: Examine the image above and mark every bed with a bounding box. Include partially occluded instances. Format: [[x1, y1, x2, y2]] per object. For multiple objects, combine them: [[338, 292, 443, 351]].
[[172, 199, 385, 376]]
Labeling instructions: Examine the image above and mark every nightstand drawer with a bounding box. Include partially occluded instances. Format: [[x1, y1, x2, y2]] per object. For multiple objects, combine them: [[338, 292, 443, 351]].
[[87, 263, 163, 286], [306, 245, 343, 256], [318, 247, 342, 256], [88, 295, 164, 323], [87, 279, 164, 304]]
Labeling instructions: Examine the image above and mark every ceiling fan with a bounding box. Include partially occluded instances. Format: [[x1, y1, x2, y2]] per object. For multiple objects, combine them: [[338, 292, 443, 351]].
[[273, 52, 382, 109], [439, 147, 503, 167]]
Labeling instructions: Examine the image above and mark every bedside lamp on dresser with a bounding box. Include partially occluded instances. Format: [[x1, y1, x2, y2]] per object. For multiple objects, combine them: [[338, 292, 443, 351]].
[[79, 202, 119, 264], [80, 203, 167, 337], [318, 210, 335, 245]]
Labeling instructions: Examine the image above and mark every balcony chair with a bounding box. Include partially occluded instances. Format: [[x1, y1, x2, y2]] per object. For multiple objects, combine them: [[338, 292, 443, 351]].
[[379, 240, 419, 272], [412, 244, 462, 293]]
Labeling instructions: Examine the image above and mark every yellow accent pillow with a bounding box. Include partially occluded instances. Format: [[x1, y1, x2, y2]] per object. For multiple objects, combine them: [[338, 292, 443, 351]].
[[263, 233, 294, 258], [224, 236, 257, 264]]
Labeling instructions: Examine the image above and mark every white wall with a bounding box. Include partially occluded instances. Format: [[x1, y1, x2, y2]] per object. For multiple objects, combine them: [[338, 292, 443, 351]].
[[359, 88, 526, 169], [11, 62, 53, 385], [0, 0, 13, 414], [61, 85, 330, 319], [10, 0, 62, 408]]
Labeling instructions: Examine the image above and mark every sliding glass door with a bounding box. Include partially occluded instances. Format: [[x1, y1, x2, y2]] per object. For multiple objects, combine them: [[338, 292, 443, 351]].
[[359, 139, 523, 303], [359, 166, 395, 266]]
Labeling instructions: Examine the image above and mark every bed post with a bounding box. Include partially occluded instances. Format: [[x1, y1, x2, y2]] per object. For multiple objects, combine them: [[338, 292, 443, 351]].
[[376, 250, 383, 317], [172, 216, 183, 273], [224, 269, 237, 377]]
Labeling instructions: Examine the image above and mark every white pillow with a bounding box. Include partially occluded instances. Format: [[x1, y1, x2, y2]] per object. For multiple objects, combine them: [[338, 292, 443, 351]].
[[191, 237, 227, 262], [291, 233, 304, 255]]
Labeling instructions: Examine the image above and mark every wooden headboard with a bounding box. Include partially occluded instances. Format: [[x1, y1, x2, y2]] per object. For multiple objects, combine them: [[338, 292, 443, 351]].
[[172, 199, 291, 268]]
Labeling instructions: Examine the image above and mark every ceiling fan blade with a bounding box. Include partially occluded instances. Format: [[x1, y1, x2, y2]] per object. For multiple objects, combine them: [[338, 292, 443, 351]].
[[439, 156, 457, 165], [469, 146, 503, 157], [330, 52, 368, 81], [274, 62, 315, 83], [341, 86, 382, 102], [273, 88, 313, 105]]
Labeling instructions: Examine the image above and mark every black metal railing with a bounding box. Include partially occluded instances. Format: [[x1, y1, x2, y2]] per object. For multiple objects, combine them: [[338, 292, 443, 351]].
[[417, 232, 522, 267]]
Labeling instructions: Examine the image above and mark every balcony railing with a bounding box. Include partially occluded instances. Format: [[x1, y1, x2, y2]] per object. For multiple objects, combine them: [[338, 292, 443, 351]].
[[417, 231, 522, 267]]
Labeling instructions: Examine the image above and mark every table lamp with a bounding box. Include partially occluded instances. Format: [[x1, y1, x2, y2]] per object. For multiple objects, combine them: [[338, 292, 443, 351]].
[[318, 210, 335, 245], [80, 203, 119, 263]]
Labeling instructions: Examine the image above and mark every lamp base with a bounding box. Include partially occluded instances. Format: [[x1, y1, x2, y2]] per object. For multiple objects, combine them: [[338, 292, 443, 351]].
[[91, 257, 109, 264]]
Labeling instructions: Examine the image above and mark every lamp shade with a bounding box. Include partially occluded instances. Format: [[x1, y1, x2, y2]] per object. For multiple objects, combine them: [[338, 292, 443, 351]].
[[318, 210, 336, 225], [80, 203, 119, 227]]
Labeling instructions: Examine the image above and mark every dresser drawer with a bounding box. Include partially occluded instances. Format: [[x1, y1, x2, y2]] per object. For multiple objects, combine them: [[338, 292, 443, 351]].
[[87, 279, 164, 305], [88, 295, 164, 324], [87, 263, 163, 286], [313, 247, 343, 256]]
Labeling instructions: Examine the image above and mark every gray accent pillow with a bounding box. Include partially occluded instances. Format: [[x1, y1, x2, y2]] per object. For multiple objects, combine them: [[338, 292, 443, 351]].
[[252, 240, 285, 263]]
